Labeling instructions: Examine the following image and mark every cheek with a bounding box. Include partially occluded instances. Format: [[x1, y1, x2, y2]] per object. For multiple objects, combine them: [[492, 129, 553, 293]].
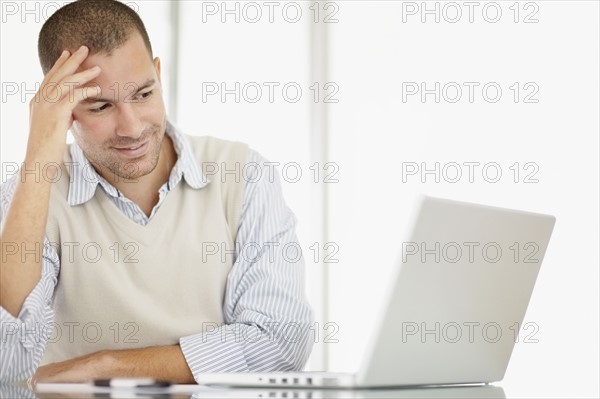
[[148, 92, 166, 114], [72, 119, 113, 145], [72, 112, 93, 133], [73, 111, 112, 132]]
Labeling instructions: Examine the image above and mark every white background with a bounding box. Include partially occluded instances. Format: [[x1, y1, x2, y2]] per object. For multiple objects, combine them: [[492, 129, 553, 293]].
[[1, 1, 598, 398]]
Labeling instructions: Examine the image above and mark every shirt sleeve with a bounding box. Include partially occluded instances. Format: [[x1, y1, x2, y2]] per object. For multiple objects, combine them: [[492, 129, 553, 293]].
[[179, 149, 315, 378], [0, 176, 59, 382]]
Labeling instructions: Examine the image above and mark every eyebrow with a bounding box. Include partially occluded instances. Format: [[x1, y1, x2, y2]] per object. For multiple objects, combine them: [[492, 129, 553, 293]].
[[82, 78, 156, 104]]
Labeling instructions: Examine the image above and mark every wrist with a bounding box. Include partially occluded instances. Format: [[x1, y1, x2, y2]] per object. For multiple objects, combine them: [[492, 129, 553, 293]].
[[24, 138, 65, 165], [95, 350, 117, 379], [21, 155, 62, 182]]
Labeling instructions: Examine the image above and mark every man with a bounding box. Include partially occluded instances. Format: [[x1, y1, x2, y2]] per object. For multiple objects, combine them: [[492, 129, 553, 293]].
[[0, 0, 314, 383]]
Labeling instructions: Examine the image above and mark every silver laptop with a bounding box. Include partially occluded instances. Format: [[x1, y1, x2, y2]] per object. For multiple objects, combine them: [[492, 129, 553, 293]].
[[198, 196, 556, 389]]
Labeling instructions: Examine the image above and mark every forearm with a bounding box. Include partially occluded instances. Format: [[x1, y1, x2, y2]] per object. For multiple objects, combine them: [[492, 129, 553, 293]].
[[103, 345, 195, 384], [179, 319, 314, 378], [0, 162, 54, 318], [34, 344, 195, 384]]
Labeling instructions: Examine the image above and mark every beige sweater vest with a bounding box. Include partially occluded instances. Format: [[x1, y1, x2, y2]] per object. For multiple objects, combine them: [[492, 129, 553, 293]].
[[40, 136, 247, 365]]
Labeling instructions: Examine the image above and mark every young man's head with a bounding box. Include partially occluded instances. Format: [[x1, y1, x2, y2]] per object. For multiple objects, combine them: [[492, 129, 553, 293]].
[[38, 0, 167, 181]]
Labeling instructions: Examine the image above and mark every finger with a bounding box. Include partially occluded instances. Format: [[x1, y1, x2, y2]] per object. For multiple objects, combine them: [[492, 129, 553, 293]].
[[47, 66, 102, 102], [42, 50, 71, 86], [63, 66, 102, 89], [47, 45, 92, 87], [61, 85, 102, 111]]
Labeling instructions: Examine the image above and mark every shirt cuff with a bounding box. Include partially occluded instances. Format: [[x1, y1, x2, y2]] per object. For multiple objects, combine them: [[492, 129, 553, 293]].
[[179, 325, 252, 377]]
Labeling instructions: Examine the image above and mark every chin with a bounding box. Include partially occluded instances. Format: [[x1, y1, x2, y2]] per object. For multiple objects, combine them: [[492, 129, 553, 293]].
[[114, 158, 157, 180]]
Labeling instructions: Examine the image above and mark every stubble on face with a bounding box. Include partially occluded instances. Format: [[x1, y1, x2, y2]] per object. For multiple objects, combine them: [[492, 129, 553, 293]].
[[74, 118, 167, 181]]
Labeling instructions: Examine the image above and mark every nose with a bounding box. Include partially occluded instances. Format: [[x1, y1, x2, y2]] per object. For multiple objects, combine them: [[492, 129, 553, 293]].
[[115, 102, 143, 139]]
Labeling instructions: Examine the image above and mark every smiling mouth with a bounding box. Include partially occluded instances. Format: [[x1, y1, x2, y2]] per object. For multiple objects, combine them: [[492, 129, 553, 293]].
[[115, 143, 145, 150], [112, 140, 150, 157]]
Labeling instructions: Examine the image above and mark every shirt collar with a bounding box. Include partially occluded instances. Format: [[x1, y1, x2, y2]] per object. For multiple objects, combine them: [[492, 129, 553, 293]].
[[67, 119, 209, 206]]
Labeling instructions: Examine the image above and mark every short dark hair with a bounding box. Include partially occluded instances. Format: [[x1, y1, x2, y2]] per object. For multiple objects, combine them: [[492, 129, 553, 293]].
[[38, 0, 153, 75]]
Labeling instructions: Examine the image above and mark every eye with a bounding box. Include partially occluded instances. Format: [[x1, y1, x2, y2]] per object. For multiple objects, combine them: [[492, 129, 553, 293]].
[[138, 90, 153, 100], [89, 103, 109, 113]]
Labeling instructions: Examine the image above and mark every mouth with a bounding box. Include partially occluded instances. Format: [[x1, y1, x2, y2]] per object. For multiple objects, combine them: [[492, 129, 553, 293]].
[[113, 140, 150, 158]]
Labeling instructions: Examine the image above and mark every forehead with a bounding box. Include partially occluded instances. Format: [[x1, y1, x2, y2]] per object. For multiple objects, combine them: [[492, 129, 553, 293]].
[[77, 32, 155, 89]]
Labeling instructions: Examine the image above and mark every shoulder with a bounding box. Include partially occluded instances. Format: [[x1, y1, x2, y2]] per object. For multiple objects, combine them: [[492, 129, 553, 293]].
[[184, 135, 249, 164]]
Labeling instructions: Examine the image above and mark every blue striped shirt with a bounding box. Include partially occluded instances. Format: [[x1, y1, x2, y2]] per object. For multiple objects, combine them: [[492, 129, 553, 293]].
[[0, 120, 314, 382]]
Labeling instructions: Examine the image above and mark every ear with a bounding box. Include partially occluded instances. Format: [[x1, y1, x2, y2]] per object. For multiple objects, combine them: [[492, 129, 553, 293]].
[[70, 119, 80, 138], [153, 57, 161, 83]]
